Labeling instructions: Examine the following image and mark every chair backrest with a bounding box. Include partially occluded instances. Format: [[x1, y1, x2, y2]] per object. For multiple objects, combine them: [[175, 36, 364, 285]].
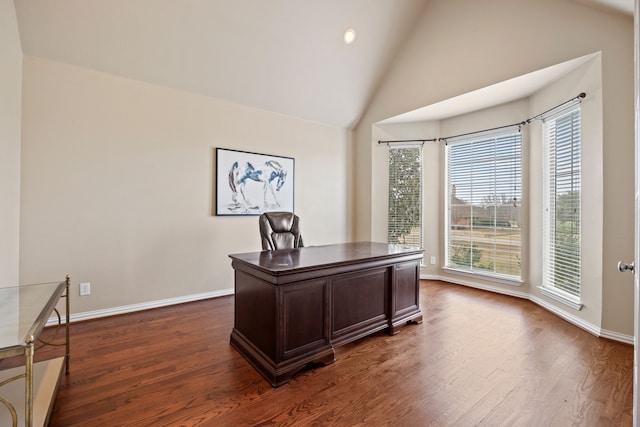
[[259, 211, 304, 250]]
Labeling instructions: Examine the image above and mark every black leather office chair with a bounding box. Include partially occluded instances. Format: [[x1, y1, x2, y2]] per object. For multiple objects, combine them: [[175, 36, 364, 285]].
[[259, 211, 304, 250]]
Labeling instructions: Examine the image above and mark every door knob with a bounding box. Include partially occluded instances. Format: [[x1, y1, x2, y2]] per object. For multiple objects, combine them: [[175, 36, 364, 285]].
[[618, 261, 635, 273]]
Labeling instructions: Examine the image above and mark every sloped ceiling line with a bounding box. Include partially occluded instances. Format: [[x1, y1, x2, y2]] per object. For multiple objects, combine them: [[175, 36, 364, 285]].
[[13, 0, 631, 129]]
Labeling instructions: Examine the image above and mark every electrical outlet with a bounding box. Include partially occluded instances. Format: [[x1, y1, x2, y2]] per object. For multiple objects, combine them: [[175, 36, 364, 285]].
[[79, 282, 91, 296], [430, 256, 436, 265]]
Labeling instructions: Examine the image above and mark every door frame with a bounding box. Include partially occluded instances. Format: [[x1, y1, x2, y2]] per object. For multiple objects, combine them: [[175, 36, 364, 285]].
[[634, 1, 639, 425]]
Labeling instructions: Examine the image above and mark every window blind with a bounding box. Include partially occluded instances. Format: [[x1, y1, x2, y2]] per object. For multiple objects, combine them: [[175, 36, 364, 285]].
[[388, 145, 423, 248], [446, 130, 522, 279], [543, 108, 581, 298]]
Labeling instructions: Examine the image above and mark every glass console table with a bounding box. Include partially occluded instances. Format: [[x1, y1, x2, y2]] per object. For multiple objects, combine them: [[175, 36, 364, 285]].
[[0, 277, 70, 427]]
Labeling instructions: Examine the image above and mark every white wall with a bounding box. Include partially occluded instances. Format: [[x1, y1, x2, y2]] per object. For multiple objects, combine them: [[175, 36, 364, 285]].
[[19, 56, 351, 315], [355, 0, 634, 337], [0, 0, 22, 287]]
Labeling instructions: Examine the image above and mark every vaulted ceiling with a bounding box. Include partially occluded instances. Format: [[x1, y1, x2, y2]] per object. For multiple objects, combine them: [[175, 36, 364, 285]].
[[13, 0, 633, 129]]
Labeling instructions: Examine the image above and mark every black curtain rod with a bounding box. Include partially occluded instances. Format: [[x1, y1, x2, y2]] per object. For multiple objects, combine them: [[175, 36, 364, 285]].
[[378, 92, 586, 145], [527, 92, 586, 123], [439, 121, 526, 144], [377, 138, 437, 145]]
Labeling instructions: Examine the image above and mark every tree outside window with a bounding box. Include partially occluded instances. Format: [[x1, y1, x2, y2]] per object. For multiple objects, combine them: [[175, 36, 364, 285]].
[[388, 146, 422, 248]]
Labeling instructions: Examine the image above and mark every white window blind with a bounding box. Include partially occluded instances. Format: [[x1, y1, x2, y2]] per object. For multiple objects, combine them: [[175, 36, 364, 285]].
[[543, 108, 581, 299], [388, 145, 423, 248], [446, 129, 522, 279]]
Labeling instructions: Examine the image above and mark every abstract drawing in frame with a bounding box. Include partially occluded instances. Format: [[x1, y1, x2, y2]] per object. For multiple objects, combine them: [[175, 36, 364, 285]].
[[216, 148, 295, 216]]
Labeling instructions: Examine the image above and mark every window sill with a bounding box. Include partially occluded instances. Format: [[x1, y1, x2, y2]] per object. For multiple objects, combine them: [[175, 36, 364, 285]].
[[538, 286, 583, 311], [442, 267, 523, 287]]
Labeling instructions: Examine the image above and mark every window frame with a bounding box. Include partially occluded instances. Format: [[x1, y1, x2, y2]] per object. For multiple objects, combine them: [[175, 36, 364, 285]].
[[444, 127, 523, 282], [387, 144, 423, 249], [541, 106, 582, 307]]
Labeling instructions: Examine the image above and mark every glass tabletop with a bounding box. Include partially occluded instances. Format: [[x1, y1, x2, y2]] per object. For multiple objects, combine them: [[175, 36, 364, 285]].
[[0, 282, 65, 352]]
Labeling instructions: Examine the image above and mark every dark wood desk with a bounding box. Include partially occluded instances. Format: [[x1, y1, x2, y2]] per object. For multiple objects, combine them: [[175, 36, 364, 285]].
[[229, 241, 424, 386]]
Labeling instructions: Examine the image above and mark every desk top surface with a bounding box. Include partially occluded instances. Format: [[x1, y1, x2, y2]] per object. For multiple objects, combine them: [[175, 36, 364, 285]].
[[229, 241, 423, 273]]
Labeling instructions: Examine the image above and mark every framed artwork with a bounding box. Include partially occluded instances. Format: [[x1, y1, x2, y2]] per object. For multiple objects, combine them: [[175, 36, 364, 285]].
[[215, 148, 295, 216]]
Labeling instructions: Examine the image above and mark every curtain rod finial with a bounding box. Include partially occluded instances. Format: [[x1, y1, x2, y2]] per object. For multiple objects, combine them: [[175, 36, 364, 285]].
[[578, 92, 586, 99]]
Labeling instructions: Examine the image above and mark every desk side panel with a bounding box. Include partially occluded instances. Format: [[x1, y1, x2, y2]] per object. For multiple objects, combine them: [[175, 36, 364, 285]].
[[233, 270, 276, 360], [390, 261, 423, 330]]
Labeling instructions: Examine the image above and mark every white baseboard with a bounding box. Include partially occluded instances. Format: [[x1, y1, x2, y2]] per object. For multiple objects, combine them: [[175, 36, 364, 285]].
[[529, 294, 602, 337], [600, 328, 635, 345], [420, 273, 634, 345], [421, 273, 528, 299], [47, 288, 235, 326], [51, 277, 635, 346]]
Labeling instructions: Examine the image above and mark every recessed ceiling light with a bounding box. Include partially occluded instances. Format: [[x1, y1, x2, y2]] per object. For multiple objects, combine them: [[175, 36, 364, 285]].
[[344, 28, 356, 44]]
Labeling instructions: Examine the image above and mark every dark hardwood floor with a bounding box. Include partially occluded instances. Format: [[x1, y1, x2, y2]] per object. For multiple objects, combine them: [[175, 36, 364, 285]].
[[5, 280, 633, 426]]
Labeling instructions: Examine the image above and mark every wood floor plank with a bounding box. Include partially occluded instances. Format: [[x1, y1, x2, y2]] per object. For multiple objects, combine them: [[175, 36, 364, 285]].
[[1, 280, 632, 426]]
